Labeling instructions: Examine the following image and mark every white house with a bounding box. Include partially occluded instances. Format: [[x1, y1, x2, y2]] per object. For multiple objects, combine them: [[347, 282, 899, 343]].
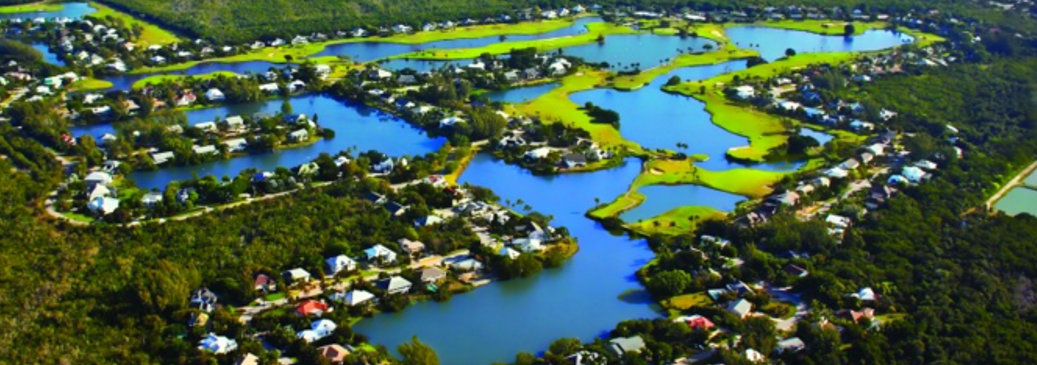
[[195, 121, 218, 132], [205, 88, 225, 101], [298, 319, 337, 343], [439, 116, 464, 128], [378, 276, 413, 295], [289, 129, 309, 142], [224, 115, 245, 130], [87, 197, 120, 215], [151, 151, 175, 165], [525, 147, 553, 160], [364, 244, 397, 264], [511, 237, 543, 253], [333, 289, 375, 306], [499, 247, 522, 260], [84, 171, 114, 187], [324, 255, 357, 276], [258, 83, 279, 93], [198, 333, 238, 354], [282, 268, 312, 284], [192, 145, 218, 155], [223, 138, 248, 152], [142, 192, 163, 208], [734, 85, 755, 99]]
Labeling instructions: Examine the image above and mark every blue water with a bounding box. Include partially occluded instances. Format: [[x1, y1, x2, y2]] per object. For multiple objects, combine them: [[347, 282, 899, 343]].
[[104, 61, 286, 90], [126, 94, 445, 189], [0, 2, 95, 21], [354, 154, 661, 365], [800, 128, 834, 145], [485, 82, 559, 103], [314, 17, 601, 62], [32, 43, 64, 66], [726, 27, 914, 61], [563, 35, 717, 70], [620, 184, 745, 222]]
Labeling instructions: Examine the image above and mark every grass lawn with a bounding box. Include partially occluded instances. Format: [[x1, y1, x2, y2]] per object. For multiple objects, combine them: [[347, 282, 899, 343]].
[[263, 292, 286, 301], [131, 71, 239, 89], [394, 22, 637, 60], [588, 191, 645, 219], [62, 211, 95, 223], [0, 2, 62, 13], [898, 27, 947, 47], [69, 78, 114, 91], [663, 292, 713, 311], [611, 48, 759, 90], [629, 205, 727, 235], [516, 68, 640, 150], [635, 159, 786, 198], [87, 2, 180, 46], [733, 20, 887, 36], [760, 301, 797, 319]]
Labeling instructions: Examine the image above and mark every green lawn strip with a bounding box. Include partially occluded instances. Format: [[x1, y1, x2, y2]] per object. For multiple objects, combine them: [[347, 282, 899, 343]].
[[760, 301, 797, 319], [730, 20, 887, 36], [635, 159, 786, 198], [0, 2, 62, 13], [87, 2, 180, 46], [70, 78, 114, 91], [393, 22, 638, 60], [628, 205, 726, 235], [589, 191, 645, 219], [898, 27, 947, 47], [515, 69, 641, 151], [131, 71, 239, 89], [62, 211, 96, 223], [611, 48, 759, 90], [663, 292, 713, 311], [263, 292, 286, 301]]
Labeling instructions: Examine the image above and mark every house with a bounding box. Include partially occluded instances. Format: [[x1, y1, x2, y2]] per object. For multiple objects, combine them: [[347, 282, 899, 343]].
[[364, 244, 398, 265], [235, 353, 261, 365], [849, 120, 875, 131], [325, 255, 357, 277], [734, 85, 755, 99], [292, 35, 309, 45], [386, 201, 409, 217], [317, 344, 351, 363], [192, 145, 218, 156], [351, 28, 368, 37], [84, 171, 114, 187], [195, 121, 218, 132], [727, 298, 753, 318], [902, 166, 927, 183], [392, 24, 412, 33], [282, 268, 312, 285], [150, 55, 166, 64], [198, 333, 238, 354], [378, 276, 413, 295], [825, 167, 849, 179], [258, 83, 279, 93], [826, 214, 852, 229], [852, 287, 878, 301], [289, 129, 309, 142], [607, 336, 646, 357], [419, 266, 447, 283], [415, 215, 444, 227], [548, 59, 571, 75], [334, 289, 376, 306], [768, 191, 800, 206], [87, 197, 120, 215], [525, 147, 552, 160], [295, 299, 330, 316], [562, 153, 587, 168], [679, 315, 715, 331], [447, 256, 484, 272], [225, 115, 245, 130], [298, 319, 337, 343], [777, 337, 806, 354], [841, 158, 861, 170], [439, 116, 464, 128], [175, 92, 197, 107], [142, 192, 163, 208], [190, 288, 219, 312], [838, 308, 876, 323], [87, 183, 112, 201], [254, 273, 277, 292], [784, 264, 809, 278], [499, 247, 522, 260], [369, 69, 393, 79], [512, 237, 543, 253], [398, 238, 426, 256], [914, 160, 938, 170], [151, 151, 175, 165], [205, 88, 225, 101], [745, 348, 766, 363]]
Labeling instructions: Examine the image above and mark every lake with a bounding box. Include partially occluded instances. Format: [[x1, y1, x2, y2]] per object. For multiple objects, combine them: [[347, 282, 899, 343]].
[[562, 34, 717, 70], [313, 17, 601, 62], [994, 187, 1037, 217], [726, 27, 915, 61], [32, 43, 65, 66], [104, 61, 287, 90], [620, 184, 745, 222], [484, 82, 560, 103], [125, 94, 445, 190], [0, 2, 95, 21], [800, 128, 834, 145], [353, 154, 661, 365], [1024, 169, 1037, 188]]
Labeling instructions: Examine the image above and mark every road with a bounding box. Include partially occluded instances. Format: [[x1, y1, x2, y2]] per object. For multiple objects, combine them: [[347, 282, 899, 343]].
[[238, 250, 470, 323], [985, 159, 1037, 210]]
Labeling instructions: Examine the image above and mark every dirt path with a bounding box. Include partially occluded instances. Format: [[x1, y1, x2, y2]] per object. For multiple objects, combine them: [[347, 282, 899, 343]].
[[985, 159, 1037, 209]]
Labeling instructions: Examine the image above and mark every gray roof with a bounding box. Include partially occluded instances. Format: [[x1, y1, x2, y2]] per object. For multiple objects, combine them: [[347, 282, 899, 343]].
[[608, 336, 646, 355]]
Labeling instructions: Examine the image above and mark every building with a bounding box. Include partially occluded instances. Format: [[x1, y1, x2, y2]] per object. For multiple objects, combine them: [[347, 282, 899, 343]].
[[295, 299, 330, 316], [607, 336, 646, 357], [205, 88, 225, 101], [727, 298, 753, 318], [87, 197, 119, 215], [333, 289, 375, 306], [317, 344, 351, 363], [378, 276, 413, 295], [325, 255, 357, 276], [198, 333, 238, 354], [364, 244, 397, 265], [282, 268, 312, 285], [419, 266, 447, 283], [398, 238, 426, 256]]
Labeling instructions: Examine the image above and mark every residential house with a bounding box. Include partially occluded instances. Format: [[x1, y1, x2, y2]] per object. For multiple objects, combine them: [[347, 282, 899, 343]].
[[84, 171, 114, 188], [727, 298, 753, 318], [784, 264, 809, 278], [289, 129, 309, 142], [499, 247, 522, 260], [151, 151, 175, 165], [87, 197, 119, 215], [87, 183, 112, 201], [235, 353, 261, 365], [777, 337, 806, 354], [195, 121, 218, 132], [397, 74, 417, 85], [840, 158, 861, 170], [398, 238, 426, 257], [852, 287, 877, 301], [364, 244, 398, 265], [439, 116, 464, 128], [254, 273, 277, 292], [838, 307, 876, 323], [678, 315, 715, 331], [282, 268, 312, 285], [734, 85, 755, 99], [607, 336, 646, 357], [142, 192, 163, 208], [325, 255, 357, 277], [317, 344, 351, 363], [298, 319, 337, 343], [295, 299, 330, 316], [225, 115, 245, 130], [192, 145, 218, 156], [378, 276, 413, 295], [562, 153, 587, 168], [205, 88, 225, 101], [419, 266, 447, 283], [198, 333, 238, 354], [415, 215, 444, 227], [447, 256, 484, 272], [333, 289, 376, 306], [902, 166, 927, 183], [512, 237, 543, 253]]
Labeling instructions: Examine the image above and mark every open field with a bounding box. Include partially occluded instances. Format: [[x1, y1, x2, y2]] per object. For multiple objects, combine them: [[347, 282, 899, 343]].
[[588, 191, 645, 219], [629, 205, 727, 236], [70, 77, 114, 91], [0, 1, 62, 13], [130, 71, 238, 89], [633, 159, 789, 198], [87, 2, 180, 46], [393, 22, 637, 60], [610, 48, 759, 90], [732, 20, 887, 35]]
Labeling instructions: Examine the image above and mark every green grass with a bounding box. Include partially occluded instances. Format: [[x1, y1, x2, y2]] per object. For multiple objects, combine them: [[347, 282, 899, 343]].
[[663, 292, 713, 310], [87, 2, 180, 46], [733, 20, 887, 36], [70, 78, 114, 91], [0, 2, 62, 13], [630, 205, 726, 235], [589, 191, 644, 219], [263, 292, 286, 301], [62, 211, 95, 223], [760, 301, 797, 319], [394, 22, 637, 60], [636, 159, 788, 198], [898, 27, 947, 47], [611, 48, 758, 90], [131, 71, 239, 89]]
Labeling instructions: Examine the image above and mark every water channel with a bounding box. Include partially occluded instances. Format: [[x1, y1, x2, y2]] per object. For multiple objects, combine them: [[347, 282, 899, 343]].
[[0, 2, 96, 21]]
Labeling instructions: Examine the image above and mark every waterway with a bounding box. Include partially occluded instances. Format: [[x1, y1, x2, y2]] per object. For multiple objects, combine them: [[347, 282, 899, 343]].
[[354, 154, 661, 365], [124, 95, 445, 190], [562, 34, 716, 70], [32, 43, 65, 66], [620, 184, 745, 223], [994, 186, 1037, 217], [726, 27, 914, 61], [0, 2, 96, 21]]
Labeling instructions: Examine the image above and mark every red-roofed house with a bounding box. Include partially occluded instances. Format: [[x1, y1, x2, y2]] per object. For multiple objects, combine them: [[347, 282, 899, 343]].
[[254, 273, 277, 292], [317, 344, 351, 363], [295, 300, 330, 316], [685, 315, 715, 331]]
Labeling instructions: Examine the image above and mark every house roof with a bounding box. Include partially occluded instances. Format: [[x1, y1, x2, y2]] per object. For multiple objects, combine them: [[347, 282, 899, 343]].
[[317, 344, 351, 363], [340, 290, 375, 306], [420, 266, 447, 282], [295, 300, 329, 316], [378, 276, 412, 292], [608, 336, 646, 355], [398, 238, 425, 253], [727, 298, 753, 317]]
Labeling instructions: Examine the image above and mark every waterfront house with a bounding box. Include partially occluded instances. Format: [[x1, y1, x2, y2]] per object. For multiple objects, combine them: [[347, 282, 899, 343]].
[[607, 336, 646, 356], [282, 268, 312, 285], [205, 88, 225, 101], [236, 353, 260, 365], [333, 289, 375, 306], [784, 264, 809, 278], [447, 256, 485, 272], [499, 247, 522, 260], [195, 121, 218, 132], [677, 315, 715, 331], [562, 153, 587, 168], [87, 197, 119, 215], [841, 158, 861, 170], [289, 129, 309, 142], [378, 276, 413, 295], [902, 166, 927, 183], [254, 273, 277, 292], [364, 244, 398, 265], [325, 255, 357, 276], [777, 337, 806, 354], [87, 184, 112, 201], [298, 319, 337, 343], [512, 237, 543, 253], [734, 85, 755, 99], [84, 171, 113, 188], [419, 266, 447, 283], [142, 192, 163, 208], [192, 145, 218, 156]]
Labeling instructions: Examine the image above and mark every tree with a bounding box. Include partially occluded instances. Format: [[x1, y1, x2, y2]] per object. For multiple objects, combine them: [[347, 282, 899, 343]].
[[398, 336, 440, 365], [648, 270, 692, 297], [665, 76, 682, 86], [844, 23, 856, 36], [785, 48, 797, 57], [280, 98, 293, 115]]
